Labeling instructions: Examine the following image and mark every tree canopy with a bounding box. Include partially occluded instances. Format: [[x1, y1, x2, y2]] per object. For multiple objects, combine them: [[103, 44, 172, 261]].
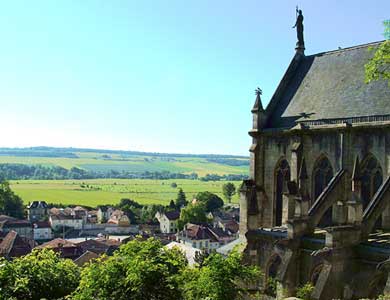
[[195, 191, 224, 212], [0, 249, 80, 300], [73, 237, 187, 300], [0, 179, 24, 218], [365, 22, 390, 85], [179, 249, 260, 300], [222, 182, 236, 203], [0, 238, 260, 300], [178, 202, 208, 230], [175, 188, 187, 208]]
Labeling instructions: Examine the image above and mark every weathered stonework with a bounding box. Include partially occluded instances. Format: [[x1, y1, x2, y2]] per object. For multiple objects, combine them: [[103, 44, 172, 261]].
[[242, 40, 390, 299]]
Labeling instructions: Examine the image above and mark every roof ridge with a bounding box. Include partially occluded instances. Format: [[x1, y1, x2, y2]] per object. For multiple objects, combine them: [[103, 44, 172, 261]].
[[308, 40, 385, 57]]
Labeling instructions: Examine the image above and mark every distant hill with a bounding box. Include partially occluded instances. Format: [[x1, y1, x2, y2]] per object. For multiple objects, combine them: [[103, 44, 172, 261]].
[[0, 147, 249, 180]]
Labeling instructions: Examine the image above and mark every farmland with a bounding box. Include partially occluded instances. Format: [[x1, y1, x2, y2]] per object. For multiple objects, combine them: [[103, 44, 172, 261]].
[[10, 179, 242, 207], [0, 147, 249, 177]]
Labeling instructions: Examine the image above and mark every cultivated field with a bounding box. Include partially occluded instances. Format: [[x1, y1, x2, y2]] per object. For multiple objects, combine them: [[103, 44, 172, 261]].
[[10, 179, 242, 207], [0, 148, 249, 177]]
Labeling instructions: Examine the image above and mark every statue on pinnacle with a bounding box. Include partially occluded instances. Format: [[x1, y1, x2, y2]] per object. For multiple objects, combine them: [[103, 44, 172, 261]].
[[293, 7, 304, 49]]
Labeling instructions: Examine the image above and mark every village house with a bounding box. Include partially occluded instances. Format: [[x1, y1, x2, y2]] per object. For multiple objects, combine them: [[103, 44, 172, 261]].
[[33, 221, 53, 240], [177, 223, 235, 252], [97, 206, 114, 223], [0, 215, 33, 239], [107, 209, 131, 227], [76, 238, 119, 255], [49, 214, 83, 230], [27, 200, 48, 222], [35, 238, 83, 259], [71, 206, 89, 223], [155, 211, 180, 233], [241, 10, 390, 300], [0, 230, 36, 259]]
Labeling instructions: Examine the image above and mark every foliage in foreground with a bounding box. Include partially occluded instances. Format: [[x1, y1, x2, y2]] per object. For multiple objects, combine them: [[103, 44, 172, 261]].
[[180, 250, 260, 300], [365, 40, 390, 85], [0, 249, 80, 300], [0, 238, 260, 300], [73, 237, 187, 300], [73, 237, 260, 300]]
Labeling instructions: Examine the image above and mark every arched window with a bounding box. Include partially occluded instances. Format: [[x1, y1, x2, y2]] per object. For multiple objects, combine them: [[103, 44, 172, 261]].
[[312, 156, 333, 227], [360, 155, 383, 210], [274, 159, 290, 226], [313, 156, 333, 200]]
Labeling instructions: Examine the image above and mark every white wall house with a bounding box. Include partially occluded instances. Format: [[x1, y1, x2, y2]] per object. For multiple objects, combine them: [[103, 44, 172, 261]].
[[177, 223, 234, 253], [155, 211, 180, 233], [33, 222, 53, 240], [49, 215, 83, 230]]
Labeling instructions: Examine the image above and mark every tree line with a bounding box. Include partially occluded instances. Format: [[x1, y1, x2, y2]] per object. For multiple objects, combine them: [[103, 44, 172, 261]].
[[0, 163, 248, 181]]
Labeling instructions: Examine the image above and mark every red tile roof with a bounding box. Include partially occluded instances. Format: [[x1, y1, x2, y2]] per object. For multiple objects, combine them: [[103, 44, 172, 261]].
[[0, 230, 34, 258]]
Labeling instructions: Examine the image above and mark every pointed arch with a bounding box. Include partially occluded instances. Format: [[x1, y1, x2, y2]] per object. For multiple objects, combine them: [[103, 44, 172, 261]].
[[274, 157, 290, 226], [360, 153, 383, 210], [312, 155, 334, 227]]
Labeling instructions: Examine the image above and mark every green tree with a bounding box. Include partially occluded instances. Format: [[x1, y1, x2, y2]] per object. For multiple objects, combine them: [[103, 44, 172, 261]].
[[140, 204, 164, 223], [178, 202, 208, 230], [195, 191, 224, 212], [179, 250, 260, 300], [222, 182, 236, 203], [0, 249, 80, 300], [0, 179, 24, 218], [168, 199, 176, 210], [365, 21, 390, 85], [72, 237, 187, 300], [175, 188, 187, 208]]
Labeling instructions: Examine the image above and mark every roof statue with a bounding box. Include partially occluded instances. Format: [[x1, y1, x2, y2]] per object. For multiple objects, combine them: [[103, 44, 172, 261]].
[[293, 7, 304, 49]]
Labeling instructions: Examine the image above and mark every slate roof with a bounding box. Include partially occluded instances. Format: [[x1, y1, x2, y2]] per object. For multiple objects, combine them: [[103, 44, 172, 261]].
[[265, 41, 390, 129], [33, 221, 51, 229], [165, 211, 180, 221], [0, 218, 31, 230], [28, 201, 48, 209]]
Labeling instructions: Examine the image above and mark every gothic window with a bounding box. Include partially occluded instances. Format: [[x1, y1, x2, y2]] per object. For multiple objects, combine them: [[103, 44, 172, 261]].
[[312, 156, 333, 227], [360, 155, 383, 210], [313, 157, 333, 200], [274, 159, 290, 226]]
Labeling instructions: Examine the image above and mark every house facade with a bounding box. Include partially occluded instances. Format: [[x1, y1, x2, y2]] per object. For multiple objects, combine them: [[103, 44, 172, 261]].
[[241, 13, 390, 300], [33, 221, 53, 240], [177, 223, 233, 252], [155, 211, 180, 233], [49, 214, 83, 230], [27, 201, 48, 222], [0, 216, 33, 239]]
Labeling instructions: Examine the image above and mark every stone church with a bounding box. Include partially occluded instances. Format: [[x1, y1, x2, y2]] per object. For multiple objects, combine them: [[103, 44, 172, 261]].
[[240, 12, 390, 300]]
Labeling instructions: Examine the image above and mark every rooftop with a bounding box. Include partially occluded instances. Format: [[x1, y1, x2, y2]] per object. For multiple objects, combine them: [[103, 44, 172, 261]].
[[264, 41, 390, 129]]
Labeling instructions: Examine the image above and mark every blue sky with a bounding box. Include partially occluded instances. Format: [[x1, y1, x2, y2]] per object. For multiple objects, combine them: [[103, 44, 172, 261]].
[[0, 0, 388, 155]]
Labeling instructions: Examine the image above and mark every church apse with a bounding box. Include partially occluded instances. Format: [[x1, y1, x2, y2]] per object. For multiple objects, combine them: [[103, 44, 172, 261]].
[[241, 8, 390, 299]]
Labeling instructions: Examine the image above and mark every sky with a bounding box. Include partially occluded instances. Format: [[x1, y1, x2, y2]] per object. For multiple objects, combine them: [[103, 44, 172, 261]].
[[0, 0, 389, 155]]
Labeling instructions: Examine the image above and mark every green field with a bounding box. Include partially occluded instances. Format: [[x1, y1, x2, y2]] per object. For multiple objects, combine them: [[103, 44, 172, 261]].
[[0, 150, 248, 177], [10, 179, 242, 207]]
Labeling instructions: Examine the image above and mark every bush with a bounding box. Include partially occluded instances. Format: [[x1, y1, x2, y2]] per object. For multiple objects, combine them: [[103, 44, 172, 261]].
[[296, 282, 314, 300]]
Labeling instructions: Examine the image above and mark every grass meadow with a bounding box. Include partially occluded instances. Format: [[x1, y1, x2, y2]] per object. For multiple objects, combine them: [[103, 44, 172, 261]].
[[10, 179, 242, 207]]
